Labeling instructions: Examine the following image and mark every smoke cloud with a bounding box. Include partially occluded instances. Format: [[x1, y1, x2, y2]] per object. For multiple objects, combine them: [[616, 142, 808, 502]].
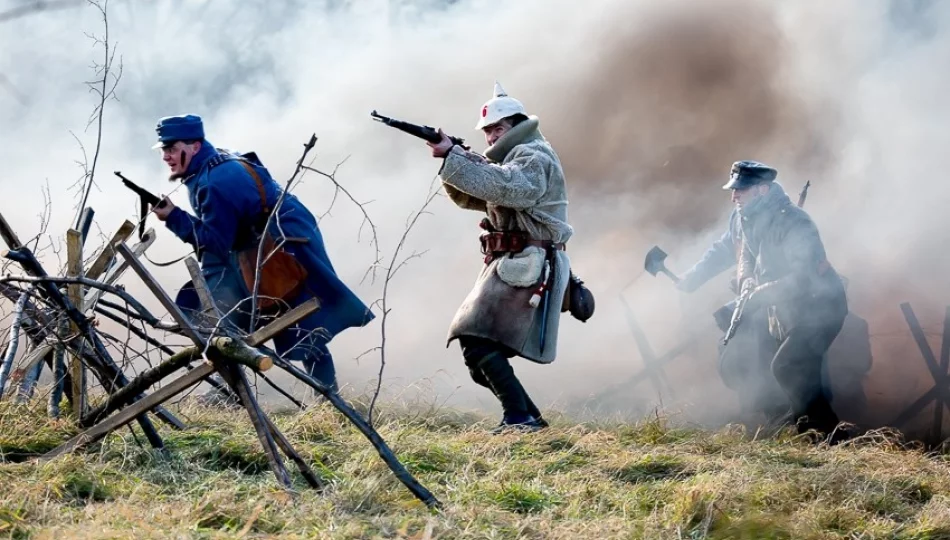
[[2, 0, 949, 435]]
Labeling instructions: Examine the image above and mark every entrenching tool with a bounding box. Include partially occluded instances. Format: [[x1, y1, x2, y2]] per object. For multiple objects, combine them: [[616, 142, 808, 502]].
[[644, 245, 681, 284]]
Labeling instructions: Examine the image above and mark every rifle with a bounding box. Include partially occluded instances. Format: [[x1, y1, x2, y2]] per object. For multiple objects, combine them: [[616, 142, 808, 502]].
[[722, 285, 752, 347], [370, 111, 470, 150], [797, 180, 811, 208], [116, 171, 166, 239]]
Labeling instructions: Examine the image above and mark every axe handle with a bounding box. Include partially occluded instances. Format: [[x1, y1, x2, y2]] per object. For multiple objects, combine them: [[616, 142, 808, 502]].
[[661, 268, 680, 283]]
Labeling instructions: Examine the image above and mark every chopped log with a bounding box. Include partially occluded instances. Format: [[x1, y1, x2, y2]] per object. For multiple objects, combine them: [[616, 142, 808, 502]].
[[209, 337, 272, 371], [212, 354, 293, 490]]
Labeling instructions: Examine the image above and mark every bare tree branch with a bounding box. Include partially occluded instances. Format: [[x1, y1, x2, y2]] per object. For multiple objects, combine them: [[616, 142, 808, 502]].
[[74, 0, 123, 229], [367, 179, 441, 426], [301, 163, 382, 285], [248, 135, 318, 332]]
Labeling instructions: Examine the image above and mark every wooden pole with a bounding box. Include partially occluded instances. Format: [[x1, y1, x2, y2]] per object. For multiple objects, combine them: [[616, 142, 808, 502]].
[[66, 229, 86, 417]]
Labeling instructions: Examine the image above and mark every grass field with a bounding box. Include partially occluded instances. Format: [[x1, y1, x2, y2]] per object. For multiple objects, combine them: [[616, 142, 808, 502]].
[[1, 398, 949, 539]]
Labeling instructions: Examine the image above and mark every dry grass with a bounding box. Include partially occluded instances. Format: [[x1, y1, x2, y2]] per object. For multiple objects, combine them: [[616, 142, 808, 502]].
[[1, 397, 950, 539]]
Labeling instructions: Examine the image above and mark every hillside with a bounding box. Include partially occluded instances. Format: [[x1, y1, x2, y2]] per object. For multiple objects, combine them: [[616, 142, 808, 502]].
[[1, 399, 949, 539]]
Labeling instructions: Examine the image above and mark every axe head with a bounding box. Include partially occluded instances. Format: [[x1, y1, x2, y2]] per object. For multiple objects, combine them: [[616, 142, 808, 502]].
[[644, 245, 669, 277]]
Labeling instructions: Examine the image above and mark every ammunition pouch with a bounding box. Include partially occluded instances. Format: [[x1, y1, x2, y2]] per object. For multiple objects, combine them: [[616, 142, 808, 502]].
[[562, 272, 595, 323]]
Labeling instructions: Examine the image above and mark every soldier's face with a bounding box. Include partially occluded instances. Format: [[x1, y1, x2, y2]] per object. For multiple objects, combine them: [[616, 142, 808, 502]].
[[161, 141, 202, 179], [482, 120, 511, 146], [731, 184, 769, 208]]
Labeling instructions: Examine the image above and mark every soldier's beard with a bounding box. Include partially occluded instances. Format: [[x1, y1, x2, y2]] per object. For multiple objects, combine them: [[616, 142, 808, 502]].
[[168, 150, 189, 181]]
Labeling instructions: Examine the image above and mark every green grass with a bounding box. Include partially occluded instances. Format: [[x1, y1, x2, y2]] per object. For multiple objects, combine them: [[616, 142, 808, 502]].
[[1, 399, 950, 538]]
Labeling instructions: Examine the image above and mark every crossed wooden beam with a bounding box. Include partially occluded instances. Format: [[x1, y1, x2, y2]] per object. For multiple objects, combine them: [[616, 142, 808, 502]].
[[0, 210, 440, 505], [1, 214, 179, 448], [614, 295, 697, 402], [889, 303, 950, 444]]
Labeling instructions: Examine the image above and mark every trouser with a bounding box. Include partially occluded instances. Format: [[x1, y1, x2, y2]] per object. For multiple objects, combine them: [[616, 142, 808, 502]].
[[771, 319, 845, 434], [458, 336, 542, 421], [718, 311, 786, 420], [177, 257, 338, 393]]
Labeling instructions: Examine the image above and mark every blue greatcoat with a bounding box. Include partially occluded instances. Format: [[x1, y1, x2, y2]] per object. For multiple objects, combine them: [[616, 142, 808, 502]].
[[164, 141, 375, 382]]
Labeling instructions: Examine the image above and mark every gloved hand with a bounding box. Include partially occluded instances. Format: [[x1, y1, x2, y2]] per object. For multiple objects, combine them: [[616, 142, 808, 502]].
[[739, 278, 756, 297]]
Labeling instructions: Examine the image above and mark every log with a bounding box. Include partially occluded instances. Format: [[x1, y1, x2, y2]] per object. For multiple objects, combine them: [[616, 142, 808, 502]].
[[81, 346, 203, 427], [91, 305, 243, 405], [44, 363, 214, 459], [212, 354, 293, 490], [209, 337, 272, 372]]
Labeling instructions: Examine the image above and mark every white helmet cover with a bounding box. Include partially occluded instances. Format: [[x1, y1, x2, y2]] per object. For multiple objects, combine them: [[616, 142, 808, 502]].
[[475, 81, 527, 130]]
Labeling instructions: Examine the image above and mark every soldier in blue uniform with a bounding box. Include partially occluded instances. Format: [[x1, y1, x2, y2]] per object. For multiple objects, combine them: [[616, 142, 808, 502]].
[[149, 114, 374, 395]]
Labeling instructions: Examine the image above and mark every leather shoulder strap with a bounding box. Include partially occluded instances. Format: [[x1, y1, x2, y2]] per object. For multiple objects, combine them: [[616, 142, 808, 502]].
[[237, 160, 270, 215]]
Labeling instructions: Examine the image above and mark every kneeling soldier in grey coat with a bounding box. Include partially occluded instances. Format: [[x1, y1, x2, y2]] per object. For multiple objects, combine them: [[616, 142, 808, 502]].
[[724, 161, 848, 441], [426, 82, 573, 432]]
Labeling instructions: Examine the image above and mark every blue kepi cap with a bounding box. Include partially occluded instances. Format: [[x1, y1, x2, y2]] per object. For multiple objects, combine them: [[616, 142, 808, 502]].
[[152, 114, 205, 149]]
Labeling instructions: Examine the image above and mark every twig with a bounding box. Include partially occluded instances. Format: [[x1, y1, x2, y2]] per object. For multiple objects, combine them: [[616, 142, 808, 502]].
[[249, 135, 318, 332], [0, 276, 160, 327], [74, 0, 124, 228], [302, 163, 382, 284], [367, 181, 440, 426]]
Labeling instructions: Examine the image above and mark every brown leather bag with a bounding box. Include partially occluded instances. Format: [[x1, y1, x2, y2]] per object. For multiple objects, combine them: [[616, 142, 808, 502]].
[[235, 161, 309, 313]]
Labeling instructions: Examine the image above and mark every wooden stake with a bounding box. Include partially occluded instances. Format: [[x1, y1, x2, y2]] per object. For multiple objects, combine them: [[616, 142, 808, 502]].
[[66, 229, 86, 417], [84, 220, 136, 281]]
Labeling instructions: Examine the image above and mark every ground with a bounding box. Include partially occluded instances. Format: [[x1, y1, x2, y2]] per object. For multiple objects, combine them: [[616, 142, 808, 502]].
[[1, 398, 949, 539]]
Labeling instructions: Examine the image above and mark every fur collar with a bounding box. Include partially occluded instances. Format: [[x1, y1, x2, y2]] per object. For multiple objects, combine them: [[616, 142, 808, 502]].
[[484, 116, 543, 163]]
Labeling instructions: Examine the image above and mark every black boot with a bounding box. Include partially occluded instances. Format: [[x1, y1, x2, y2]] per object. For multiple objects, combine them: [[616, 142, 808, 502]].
[[476, 352, 544, 433], [796, 395, 840, 438]]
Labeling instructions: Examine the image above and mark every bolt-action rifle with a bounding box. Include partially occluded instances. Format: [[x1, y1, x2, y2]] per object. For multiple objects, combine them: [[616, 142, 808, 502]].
[[370, 110, 470, 150]]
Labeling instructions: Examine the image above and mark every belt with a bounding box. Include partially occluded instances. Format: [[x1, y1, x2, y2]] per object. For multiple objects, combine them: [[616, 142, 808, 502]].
[[479, 231, 565, 262]]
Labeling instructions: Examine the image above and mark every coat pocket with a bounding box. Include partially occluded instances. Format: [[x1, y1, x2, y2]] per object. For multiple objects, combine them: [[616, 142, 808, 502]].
[[495, 246, 545, 288]]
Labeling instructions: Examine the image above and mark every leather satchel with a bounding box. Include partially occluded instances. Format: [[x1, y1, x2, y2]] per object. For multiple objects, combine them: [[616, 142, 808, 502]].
[[235, 161, 308, 313]]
